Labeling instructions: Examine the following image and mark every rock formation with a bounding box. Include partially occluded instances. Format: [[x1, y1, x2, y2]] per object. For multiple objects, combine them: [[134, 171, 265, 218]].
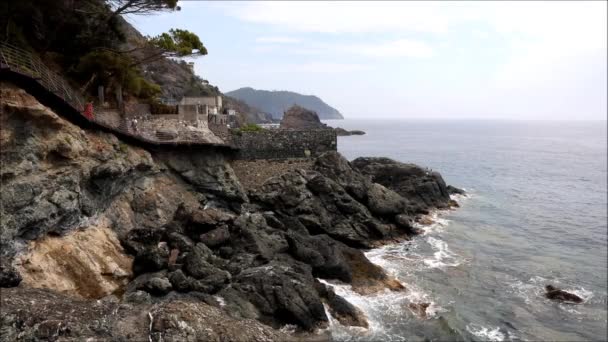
[[544, 285, 584, 303], [334, 127, 366, 136], [280, 105, 329, 130], [1, 82, 464, 339]]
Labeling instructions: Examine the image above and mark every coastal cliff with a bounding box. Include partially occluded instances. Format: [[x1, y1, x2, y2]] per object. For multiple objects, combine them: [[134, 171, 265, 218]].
[[0, 82, 462, 340]]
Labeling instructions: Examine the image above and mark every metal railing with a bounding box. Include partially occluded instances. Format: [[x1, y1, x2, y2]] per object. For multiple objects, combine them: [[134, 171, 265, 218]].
[[0, 42, 231, 147], [0, 42, 86, 112]]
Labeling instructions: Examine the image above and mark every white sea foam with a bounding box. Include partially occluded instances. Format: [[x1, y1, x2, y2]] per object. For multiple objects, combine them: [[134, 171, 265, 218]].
[[423, 236, 461, 268], [466, 324, 505, 342], [318, 277, 444, 341]]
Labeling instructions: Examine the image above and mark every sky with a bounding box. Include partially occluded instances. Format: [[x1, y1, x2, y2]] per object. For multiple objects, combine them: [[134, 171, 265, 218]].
[[128, 1, 607, 120]]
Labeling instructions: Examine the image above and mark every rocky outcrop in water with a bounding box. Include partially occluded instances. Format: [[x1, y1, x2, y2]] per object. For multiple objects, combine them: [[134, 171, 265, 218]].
[[352, 157, 463, 213], [1, 82, 463, 339], [334, 127, 366, 136], [544, 285, 584, 303], [280, 105, 329, 130]]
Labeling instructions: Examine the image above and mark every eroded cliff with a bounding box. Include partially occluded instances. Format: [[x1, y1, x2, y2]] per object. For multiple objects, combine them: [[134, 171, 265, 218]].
[[0, 82, 462, 340]]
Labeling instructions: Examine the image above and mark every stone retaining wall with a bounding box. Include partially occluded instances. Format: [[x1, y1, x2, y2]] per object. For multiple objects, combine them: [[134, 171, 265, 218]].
[[231, 129, 337, 160]]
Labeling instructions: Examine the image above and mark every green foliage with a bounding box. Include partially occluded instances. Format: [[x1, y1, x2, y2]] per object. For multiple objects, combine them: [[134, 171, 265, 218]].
[[76, 51, 161, 99], [237, 124, 265, 133], [148, 29, 207, 57]]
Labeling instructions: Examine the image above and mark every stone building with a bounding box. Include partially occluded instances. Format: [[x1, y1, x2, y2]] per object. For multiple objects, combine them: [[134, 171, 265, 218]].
[[180, 96, 223, 116]]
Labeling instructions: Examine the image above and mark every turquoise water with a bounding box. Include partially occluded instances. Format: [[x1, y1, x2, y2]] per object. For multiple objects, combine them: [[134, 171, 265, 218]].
[[323, 119, 607, 341]]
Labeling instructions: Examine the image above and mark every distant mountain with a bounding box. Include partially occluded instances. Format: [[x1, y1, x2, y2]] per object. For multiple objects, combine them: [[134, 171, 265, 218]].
[[225, 87, 344, 120]]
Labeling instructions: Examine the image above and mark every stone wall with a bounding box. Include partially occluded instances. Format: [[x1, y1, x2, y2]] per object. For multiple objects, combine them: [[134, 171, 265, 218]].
[[231, 129, 337, 160]]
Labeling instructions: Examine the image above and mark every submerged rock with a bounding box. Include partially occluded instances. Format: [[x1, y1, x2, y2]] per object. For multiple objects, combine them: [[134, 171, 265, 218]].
[[408, 302, 431, 318], [334, 127, 366, 136], [544, 285, 583, 303]]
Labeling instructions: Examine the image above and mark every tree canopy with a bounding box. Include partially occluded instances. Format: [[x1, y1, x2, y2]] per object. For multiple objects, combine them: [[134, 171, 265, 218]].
[[107, 0, 180, 16], [148, 29, 207, 57]]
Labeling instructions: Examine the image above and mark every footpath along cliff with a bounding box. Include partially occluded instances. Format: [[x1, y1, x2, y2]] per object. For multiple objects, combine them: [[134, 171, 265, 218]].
[[0, 82, 463, 340]]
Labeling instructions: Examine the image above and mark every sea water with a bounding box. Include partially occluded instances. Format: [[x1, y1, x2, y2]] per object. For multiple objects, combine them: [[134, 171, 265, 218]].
[[322, 119, 607, 341]]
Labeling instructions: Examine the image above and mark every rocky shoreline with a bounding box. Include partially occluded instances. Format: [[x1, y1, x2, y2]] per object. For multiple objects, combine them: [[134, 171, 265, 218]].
[[0, 82, 463, 340]]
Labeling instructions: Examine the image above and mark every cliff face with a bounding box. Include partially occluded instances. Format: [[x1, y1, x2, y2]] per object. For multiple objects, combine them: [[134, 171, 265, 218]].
[[0, 82, 461, 339]]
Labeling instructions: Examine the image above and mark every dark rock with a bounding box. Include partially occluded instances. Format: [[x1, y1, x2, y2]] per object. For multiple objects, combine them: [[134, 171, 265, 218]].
[[334, 127, 366, 136], [319, 282, 368, 328], [168, 270, 194, 292], [121, 228, 165, 255], [142, 277, 173, 296], [408, 302, 431, 318], [216, 287, 261, 320], [232, 260, 328, 331], [200, 226, 231, 247], [132, 247, 169, 276], [352, 157, 453, 211], [365, 182, 407, 216], [280, 105, 328, 130], [229, 213, 288, 261], [123, 290, 152, 304], [545, 285, 583, 303], [340, 246, 405, 295], [0, 262, 22, 288], [286, 233, 352, 282], [184, 243, 218, 278], [166, 232, 195, 253], [447, 185, 466, 195]]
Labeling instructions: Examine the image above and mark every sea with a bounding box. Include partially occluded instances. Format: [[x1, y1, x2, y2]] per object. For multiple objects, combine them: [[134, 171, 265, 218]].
[[321, 119, 608, 342]]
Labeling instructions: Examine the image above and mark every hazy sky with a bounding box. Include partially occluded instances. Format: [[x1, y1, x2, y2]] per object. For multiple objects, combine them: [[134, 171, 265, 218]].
[[129, 1, 607, 120]]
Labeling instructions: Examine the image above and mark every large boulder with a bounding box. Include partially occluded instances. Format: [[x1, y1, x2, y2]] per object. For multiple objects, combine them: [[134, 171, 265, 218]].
[[231, 260, 328, 331], [280, 105, 328, 130]]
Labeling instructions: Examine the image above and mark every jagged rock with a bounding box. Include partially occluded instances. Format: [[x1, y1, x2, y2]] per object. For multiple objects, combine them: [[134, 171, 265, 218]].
[[340, 246, 405, 295], [317, 282, 368, 328], [232, 260, 328, 331], [142, 277, 173, 296], [158, 151, 247, 209], [286, 233, 352, 282], [352, 157, 453, 211], [229, 213, 289, 261]]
